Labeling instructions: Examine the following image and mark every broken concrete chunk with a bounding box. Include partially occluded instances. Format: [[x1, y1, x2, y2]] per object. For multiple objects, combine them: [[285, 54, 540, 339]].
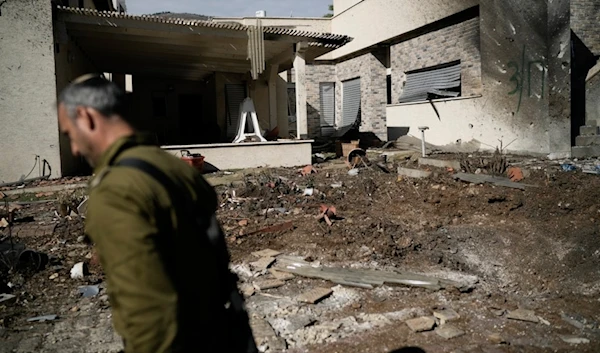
[[0, 293, 16, 305], [435, 324, 465, 339], [252, 249, 282, 258], [433, 308, 460, 325], [239, 283, 255, 297], [507, 309, 539, 323], [406, 316, 436, 332], [560, 335, 590, 345], [70, 262, 87, 279], [253, 279, 285, 291], [297, 287, 333, 304], [419, 157, 461, 170], [398, 167, 432, 179], [269, 269, 295, 281], [250, 257, 276, 271]]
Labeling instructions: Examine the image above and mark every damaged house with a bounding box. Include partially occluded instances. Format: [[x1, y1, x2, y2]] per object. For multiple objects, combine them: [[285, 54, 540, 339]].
[[1, 0, 600, 183]]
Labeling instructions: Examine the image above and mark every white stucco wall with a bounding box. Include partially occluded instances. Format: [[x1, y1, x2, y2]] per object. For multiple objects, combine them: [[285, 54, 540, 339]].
[[213, 18, 331, 33], [0, 0, 61, 183], [387, 97, 550, 154], [325, 0, 479, 59], [333, 0, 363, 15]]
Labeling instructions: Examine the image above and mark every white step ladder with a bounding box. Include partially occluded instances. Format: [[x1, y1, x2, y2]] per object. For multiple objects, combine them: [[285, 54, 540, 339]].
[[233, 98, 267, 143]]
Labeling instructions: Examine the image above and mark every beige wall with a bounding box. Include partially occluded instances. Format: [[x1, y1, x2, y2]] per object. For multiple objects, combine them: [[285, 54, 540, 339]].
[[54, 34, 99, 176], [0, 0, 61, 183], [333, 0, 363, 15], [325, 0, 478, 59], [213, 18, 331, 33]]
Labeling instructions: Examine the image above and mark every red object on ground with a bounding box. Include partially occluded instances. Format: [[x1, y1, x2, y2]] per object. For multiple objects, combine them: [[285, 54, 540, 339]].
[[507, 167, 524, 182], [180, 150, 205, 173]]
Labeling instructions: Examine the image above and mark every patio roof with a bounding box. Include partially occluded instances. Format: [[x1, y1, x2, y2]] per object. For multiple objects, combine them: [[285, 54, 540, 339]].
[[56, 6, 352, 80]]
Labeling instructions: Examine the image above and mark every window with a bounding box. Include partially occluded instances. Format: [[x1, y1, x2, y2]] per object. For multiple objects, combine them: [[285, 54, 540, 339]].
[[398, 60, 461, 104], [342, 78, 361, 128], [319, 82, 336, 136]]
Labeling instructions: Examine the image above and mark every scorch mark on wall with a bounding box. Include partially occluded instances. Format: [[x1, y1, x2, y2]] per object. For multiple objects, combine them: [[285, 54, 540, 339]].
[[507, 45, 547, 112]]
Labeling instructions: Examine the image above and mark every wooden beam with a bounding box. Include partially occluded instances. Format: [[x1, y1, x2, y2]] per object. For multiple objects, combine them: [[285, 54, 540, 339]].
[[75, 39, 249, 61], [59, 13, 248, 39], [66, 27, 249, 51]]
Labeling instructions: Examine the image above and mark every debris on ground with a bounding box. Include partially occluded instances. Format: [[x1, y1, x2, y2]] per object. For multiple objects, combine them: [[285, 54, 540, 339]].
[[433, 308, 460, 325], [27, 314, 58, 323], [405, 316, 436, 332], [299, 165, 317, 176], [0, 293, 16, 305], [317, 205, 338, 226], [435, 324, 465, 339], [78, 285, 100, 298], [560, 335, 591, 345], [273, 257, 473, 291], [506, 309, 539, 323], [70, 262, 87, 279], [296, 287, 333, 304], [453, 172, 535, 190]]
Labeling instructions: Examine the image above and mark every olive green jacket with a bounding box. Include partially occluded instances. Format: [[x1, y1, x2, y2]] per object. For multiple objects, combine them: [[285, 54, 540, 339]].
[[85, 135, 225, 353]]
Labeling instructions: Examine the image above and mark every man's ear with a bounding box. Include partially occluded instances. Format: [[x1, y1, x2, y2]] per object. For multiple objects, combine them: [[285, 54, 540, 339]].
[[75, 106, 96, 132]]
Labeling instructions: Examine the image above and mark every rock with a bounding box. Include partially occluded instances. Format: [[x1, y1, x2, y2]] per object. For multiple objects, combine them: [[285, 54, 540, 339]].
[[560, 335, 590, 345], [435, 324, 465, 339], [49, 273, 59, 280], [488, 333, 507, 344], [507, 309, 539, 323], [489, 307, 505, 317], [238, 219, 249, 227], [297, 287, 333, 304], [406, 316, 436, 332], [78, 285, 100, 298], [433, 308, 460, 325], [537, 316, 550, 326], [70, 306, 79, 312], [0, 293, 16, 305], [27, 314, 58, 322], [77, 235, 86, 243]]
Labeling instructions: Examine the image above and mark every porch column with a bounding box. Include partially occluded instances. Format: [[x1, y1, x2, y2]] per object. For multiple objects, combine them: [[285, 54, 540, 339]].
[[294, 42, 308, 139], [268, 64, 279, 129]]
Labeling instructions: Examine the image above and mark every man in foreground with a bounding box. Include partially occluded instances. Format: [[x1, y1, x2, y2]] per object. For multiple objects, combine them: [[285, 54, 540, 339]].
[[57, 74, 257, 353]]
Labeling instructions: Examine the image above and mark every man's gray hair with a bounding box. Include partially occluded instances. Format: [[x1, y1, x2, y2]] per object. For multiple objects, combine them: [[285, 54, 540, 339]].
[[58, 74, 128, 119]]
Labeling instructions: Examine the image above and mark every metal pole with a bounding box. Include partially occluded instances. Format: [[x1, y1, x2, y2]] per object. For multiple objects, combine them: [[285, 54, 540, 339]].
[[421, 129, 426, 157]]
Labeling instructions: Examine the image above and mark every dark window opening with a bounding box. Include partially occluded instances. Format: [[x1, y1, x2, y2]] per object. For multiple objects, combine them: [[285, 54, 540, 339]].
[[151, 93, 167, 118], [386, 74, 392, 105]]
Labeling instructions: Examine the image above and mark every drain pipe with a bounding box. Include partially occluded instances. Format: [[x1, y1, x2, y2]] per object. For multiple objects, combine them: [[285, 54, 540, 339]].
[[418, 126, 429, 157]]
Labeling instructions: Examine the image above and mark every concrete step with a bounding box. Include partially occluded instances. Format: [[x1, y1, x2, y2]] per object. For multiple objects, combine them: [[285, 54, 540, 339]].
[[572, 146, 600, 158], [575, 135, 600, 146], [580, 125, 599, 136]]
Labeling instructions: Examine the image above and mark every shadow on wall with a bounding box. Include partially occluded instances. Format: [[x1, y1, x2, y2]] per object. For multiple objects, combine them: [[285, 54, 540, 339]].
[[389, 348, 426, 353]]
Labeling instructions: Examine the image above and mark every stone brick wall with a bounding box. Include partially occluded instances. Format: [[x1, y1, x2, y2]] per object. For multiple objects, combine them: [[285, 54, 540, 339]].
[[571, 0, 600, 55], [390, 17, 481, 103], [305, 64, 336, 138], [336, 53, 388, 139]]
